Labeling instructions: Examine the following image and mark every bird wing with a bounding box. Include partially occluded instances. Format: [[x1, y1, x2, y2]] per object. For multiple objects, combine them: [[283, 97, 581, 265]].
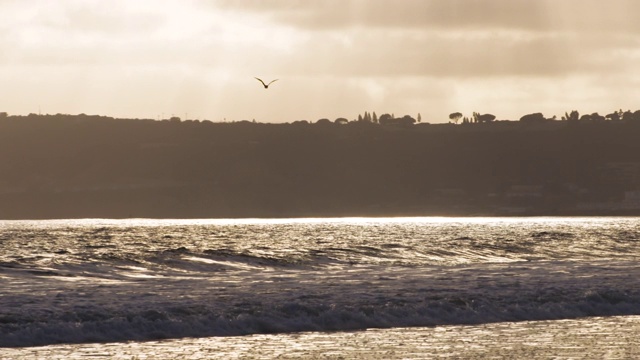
[[267, 79, 279, 86], [254, 77, 267, 86]]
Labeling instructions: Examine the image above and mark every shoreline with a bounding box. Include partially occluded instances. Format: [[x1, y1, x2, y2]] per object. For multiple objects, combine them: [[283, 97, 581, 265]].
[[3, 316, 639, 359]]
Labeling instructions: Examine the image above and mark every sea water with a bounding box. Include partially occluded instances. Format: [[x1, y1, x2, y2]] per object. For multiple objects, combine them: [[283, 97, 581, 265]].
[[1, 217, 639, 358]]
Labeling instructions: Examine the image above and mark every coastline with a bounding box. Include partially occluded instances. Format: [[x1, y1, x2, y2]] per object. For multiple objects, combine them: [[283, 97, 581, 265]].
[[2, 115, 640, 220]]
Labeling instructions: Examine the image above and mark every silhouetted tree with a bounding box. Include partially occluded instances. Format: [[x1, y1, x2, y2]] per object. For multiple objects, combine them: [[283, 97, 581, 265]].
[[364, 112, 372, 122], [335, 118, 349, 125], [621, 110, 634, 122], [579, 114, 592, 122], [316, 118, 332, 125], [379, 113, 394, 125], [474, 113, 495, 123], [417, 113, 422, 123], [590, 113, 605, 122], [519, 113, 546, 123], [563, 110, 579, 122], [482, 114, 496, 122], [449, 112, 463, 124], [372, 112, 378, 124], [605, 112, 620, 121], [398, 115, 416, 126]]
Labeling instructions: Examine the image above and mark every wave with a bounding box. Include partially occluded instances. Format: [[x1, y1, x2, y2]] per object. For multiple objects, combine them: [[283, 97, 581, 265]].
[[3, 218, 640, 347], [2, 287, 639, 347], [2, 258, 640, 347]]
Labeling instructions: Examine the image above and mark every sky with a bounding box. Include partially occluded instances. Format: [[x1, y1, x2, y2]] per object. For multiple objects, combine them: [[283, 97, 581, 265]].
[[1, 0, 640, 123]]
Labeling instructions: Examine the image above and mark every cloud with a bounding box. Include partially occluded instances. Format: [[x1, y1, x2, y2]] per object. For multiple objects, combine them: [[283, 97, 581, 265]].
[[214, 0, 640, 80], [2, 0, 640, 122], [264, 28, 639, 80], [5, 0, 638, 79], [216, 0, 640, 33], [0, 0, 309, 71]]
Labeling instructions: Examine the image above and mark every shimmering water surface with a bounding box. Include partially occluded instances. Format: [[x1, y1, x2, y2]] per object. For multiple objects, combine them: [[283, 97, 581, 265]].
[[1, 217, 639, 357]]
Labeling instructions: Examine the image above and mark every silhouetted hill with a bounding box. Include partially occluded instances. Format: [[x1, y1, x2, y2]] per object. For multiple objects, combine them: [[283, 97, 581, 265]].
[[2, 114, 640, 218]]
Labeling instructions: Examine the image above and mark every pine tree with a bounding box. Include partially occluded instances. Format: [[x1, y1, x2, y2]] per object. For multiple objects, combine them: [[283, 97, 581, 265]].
[[372, 112, 378, 123]]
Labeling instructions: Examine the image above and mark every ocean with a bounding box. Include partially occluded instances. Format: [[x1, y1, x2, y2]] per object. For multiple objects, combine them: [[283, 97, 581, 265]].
[[1, 217, 639, 358]]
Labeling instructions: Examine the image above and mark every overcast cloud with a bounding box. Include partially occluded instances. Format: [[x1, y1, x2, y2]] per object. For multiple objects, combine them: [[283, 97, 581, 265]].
[[1, 0, 639, 122]]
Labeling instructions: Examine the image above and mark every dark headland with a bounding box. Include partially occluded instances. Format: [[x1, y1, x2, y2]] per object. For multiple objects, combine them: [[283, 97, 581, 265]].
[[2, 111, 640, 219]]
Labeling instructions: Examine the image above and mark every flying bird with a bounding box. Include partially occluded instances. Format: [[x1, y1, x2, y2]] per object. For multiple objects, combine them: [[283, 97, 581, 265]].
[[255, 77, 278, 89]]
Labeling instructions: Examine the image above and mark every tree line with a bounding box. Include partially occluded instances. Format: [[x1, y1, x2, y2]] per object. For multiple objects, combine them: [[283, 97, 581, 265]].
[[447, 109, 640, 125], [2, 109, 640, 218]]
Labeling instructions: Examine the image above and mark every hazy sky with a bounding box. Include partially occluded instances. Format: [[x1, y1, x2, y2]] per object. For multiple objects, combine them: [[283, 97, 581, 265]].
[[2, 0, 640, 123]]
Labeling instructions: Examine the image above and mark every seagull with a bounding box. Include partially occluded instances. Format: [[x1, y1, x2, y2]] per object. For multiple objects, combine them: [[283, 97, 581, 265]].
[[255, 77, 278, 89]]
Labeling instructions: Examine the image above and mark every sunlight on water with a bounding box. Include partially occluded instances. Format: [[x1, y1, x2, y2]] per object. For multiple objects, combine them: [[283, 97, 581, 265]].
[[2, 216, 632, 228], [1, 217, 640, 348], [183, 256, 262, 270]]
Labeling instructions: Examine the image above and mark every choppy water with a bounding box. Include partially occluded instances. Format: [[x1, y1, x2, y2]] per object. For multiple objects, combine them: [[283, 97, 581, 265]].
[[1, 217, 640, 349]]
